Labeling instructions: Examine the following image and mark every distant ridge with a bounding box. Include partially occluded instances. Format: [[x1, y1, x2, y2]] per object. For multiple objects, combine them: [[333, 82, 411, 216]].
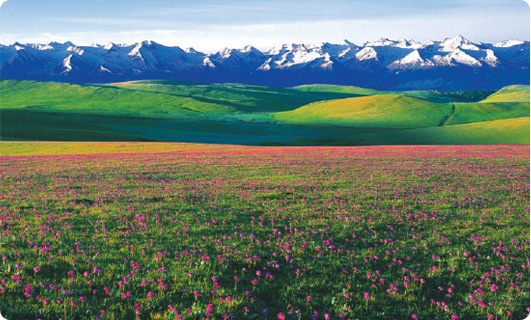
[[1, 36, 529, 91]]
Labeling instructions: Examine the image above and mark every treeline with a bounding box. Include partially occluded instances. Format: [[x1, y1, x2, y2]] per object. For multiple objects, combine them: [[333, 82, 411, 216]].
[[441, 89, 496, 102]]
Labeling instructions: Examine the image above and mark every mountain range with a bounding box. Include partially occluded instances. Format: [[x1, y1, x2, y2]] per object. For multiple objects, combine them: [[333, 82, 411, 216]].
[[1, 36, 529, 90]]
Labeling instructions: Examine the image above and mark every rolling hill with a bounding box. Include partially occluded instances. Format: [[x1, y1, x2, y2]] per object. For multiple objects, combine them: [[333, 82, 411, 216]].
[[336, 117, 530, 145], [271, 95, 453, 128], [1, 80, 528, 145], [481, 85, 530, 103]]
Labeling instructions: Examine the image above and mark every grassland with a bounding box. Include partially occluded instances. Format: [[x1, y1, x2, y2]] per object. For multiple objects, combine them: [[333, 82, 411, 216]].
[[0, 141, 249, 156], [271, 94, 453, 128], [1, 80, 528, 145], [0, 144, 529, 319], [336, 117, 530, 145]]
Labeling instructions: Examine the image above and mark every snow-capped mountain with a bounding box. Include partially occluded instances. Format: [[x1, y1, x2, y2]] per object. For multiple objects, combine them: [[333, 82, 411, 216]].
[[1, 36, 529, 90]]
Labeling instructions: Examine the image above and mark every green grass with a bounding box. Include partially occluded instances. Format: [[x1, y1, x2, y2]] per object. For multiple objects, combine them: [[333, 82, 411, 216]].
[[0, 80, 234, 119], [448, 102, 530, 125], [292, 84, 386, 96], [293, 85, 470, 103], [109, 80, 365, 113], [0, 141, 252, 156], [0, 145, 528, 319], [272, 94, 453, 128], [1, 80, 528, 145], [336, 117, 530, 145], [482, 85, 530, 102]]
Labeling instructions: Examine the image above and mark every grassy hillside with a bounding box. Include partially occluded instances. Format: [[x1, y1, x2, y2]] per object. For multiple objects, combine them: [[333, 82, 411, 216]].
[[272, 94, 453, 128], [292, 84, 385, 96], [0, 80, 233, 119], [108, 81, 363, 112], [293, 85, 473, 103], [336, 117, 530, 145], [482, 85, 530, 102], [448, 102, 529, 125], [1, 80, 528, 145]]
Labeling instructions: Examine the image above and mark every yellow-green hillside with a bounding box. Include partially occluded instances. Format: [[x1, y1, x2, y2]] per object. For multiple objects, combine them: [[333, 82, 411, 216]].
[[482, 85, 530, 102], [336, 117, 530, 145], [272, 94, 452, 128], [448, 102, 529, 125]]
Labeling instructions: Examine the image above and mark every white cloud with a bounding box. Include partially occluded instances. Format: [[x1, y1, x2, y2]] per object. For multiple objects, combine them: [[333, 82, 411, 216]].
[[1, 9, 528, 52], [0, 0, 8, 8]]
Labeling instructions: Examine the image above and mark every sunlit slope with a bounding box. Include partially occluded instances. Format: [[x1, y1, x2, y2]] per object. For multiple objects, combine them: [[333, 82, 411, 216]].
[[482, 85, 530, 102], [0, 80, 234, 118], [446, 85, 530, 125], [337, 117, 530, 145], [109, 80, 364, 112], [0, 141, 250, 156], [398, 91, 463, 103], [272, 94, 453, 128], [448, 102, 529, 125], [292, 84, 386, 96], [293, 84, 468, 103]]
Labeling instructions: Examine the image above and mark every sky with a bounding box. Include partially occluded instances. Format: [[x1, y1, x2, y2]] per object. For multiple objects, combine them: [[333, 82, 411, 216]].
[[0, 0, 529, 52]]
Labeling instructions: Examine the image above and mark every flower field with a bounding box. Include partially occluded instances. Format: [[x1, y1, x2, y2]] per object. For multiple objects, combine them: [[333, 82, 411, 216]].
[[0, 144, 529, 320]]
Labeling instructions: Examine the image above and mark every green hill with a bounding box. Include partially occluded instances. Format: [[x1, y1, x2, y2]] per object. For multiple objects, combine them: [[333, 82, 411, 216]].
[[272, 94, 453, 128], [293, 85, 471, 103], [292, 84, 385, 96], [0, 80, 233, 119], [1, 80, 528, 145], [448, 102, 529, 125], [482, 85, 530, 102], [336, 117, 530, 145], [109, 81, 363, 112]]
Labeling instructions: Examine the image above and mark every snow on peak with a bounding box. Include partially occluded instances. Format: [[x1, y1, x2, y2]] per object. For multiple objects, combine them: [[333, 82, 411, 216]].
[[367, 38, 396, 47], [355, 47, 378, 61], [419, 40, 435, 49], [440, 35, 479, 51], [99, 65, 111, 73], [388, 50, 433, 70], [33, 43, 54, 50], [128, 43, 144, 58], [396, 38, 422, 49], [62, 54, 73, 72], [494, 40, 525, 48], [481, 49, 498, 67], [67, 46, 84, 55], [338, 47, 352, 58], [257, 57, 273, 71], [445, 49, 482, 66], [202, 57, 215, 68], [267, 43, 294, 55], [220, 48, 232, 59], [104, 42, 116, 50], [320, 52, 333, 69], [282, 48, 323, 67], [185, 47, 198, 54], [400, 50, 422, 63], [240, 45, 254, 53]]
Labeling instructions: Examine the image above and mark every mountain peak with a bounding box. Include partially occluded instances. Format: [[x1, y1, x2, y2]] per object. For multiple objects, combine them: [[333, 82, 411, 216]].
[[440, 35, 479, 51], [1, 37, 528, 91], [494, 40, 525, 48]]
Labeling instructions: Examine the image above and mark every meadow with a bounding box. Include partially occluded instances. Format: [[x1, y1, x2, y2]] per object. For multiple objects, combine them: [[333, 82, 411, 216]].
[[0, 143, 529, 319], [1, 80, 529, 145]]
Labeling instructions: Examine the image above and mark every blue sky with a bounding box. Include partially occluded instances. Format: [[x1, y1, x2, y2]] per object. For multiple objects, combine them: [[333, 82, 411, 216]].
[[0, 0, 529, 52]]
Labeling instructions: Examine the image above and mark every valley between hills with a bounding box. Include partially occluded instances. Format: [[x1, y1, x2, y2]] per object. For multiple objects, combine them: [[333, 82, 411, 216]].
[[0, 80, 529, 146]]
